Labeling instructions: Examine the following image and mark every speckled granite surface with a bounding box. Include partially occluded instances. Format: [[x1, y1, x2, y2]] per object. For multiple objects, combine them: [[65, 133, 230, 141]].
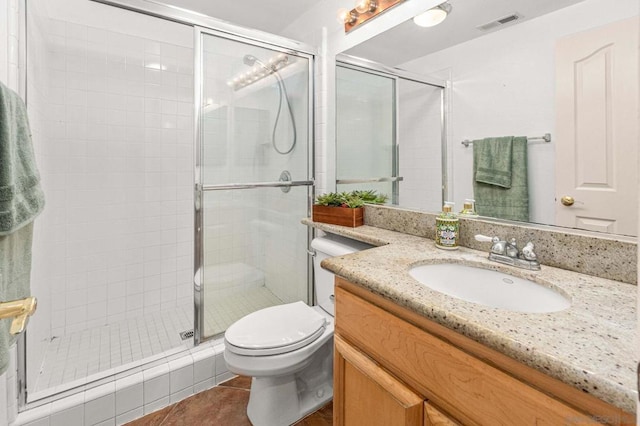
[[302, 219, 638, 413], [365, 205, 637, 284]]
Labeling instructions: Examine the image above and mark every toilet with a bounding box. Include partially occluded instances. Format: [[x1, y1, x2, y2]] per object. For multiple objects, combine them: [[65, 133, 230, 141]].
[[224, 233, 372, 426]]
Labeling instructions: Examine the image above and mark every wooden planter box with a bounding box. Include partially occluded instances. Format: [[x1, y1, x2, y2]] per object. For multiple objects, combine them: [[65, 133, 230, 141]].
[[312, 205, 364, 227]]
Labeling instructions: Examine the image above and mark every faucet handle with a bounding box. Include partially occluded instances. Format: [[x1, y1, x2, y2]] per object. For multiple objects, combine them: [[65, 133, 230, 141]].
[[521, 242, 537, 261], [475, 235, 506, 255]]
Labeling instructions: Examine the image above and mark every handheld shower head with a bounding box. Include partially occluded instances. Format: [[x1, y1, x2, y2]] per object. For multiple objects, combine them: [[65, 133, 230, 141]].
[[237, 53, 297, 155]]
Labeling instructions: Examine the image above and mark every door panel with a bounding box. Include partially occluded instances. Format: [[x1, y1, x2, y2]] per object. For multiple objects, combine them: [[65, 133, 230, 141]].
[[197, 31, 312, 341], [555, 18, 638, 236]]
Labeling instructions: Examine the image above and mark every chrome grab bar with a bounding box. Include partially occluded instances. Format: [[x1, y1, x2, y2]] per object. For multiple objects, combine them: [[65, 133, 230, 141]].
[[201, 180, 314, 191], [336, 177, 404, 184]]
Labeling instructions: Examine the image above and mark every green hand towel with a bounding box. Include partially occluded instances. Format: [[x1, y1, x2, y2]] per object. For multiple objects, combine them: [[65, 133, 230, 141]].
[[0, 81, 45, 235], [474, 136, 514, 188], [474, 137, 529, 222]]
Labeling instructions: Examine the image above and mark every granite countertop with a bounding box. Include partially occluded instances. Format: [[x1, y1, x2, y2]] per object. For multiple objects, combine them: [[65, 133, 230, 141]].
[[302, 219, 638, 413]]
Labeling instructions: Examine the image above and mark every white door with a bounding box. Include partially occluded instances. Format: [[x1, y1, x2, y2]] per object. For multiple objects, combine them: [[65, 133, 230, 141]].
[[555, 17, 638, 236]]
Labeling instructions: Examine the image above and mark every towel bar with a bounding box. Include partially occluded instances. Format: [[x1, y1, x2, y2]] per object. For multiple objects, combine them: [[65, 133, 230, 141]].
[[461, 133, 551, 148]]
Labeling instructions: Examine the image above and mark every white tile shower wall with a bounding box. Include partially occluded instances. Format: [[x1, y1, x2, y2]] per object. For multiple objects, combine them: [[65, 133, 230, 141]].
[[400, 0, 638, 224], [25, 0, 195, 398], [30, 18, 195, 335], [397, 79, 442, 212]]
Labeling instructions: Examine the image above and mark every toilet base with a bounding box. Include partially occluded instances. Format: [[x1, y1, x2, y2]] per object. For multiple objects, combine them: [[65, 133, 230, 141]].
[[245, 340, 333, 426]]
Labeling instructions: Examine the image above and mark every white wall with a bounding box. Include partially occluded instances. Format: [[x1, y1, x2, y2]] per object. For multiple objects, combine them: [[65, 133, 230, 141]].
[[25, 0, 195, 391], [400, 0, 638, 224]]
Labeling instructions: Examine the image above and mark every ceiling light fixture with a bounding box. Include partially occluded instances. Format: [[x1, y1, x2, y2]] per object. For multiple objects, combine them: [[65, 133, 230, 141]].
[[413, 2, 452, 28], [338, 0, 406, 33]]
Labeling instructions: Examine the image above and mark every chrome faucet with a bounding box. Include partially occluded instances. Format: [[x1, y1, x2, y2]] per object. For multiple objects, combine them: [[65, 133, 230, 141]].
[[475, 235, 540, 271]]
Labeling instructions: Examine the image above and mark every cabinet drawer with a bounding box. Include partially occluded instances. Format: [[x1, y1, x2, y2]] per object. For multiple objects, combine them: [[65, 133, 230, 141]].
[[335, 286, 595, 425]]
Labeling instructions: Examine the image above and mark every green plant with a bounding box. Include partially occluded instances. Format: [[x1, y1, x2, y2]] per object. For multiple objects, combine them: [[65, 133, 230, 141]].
[[351, 190, 389, 205], [314, 190, 388, 208]]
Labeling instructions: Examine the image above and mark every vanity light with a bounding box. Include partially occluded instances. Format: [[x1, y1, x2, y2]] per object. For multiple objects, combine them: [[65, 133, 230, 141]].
[[355, 0, 377, 14], [413, 2, 452, 28], [339, 0, 406, 33], [337, 7, 358, 25]]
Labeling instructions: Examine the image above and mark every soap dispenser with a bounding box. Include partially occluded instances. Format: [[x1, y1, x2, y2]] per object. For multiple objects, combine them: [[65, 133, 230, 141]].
[[459, 199, 478, 217], [435, 202, 459, 250]]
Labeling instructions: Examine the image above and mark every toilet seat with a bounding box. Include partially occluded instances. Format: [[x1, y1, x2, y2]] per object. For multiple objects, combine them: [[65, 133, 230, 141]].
[[225, 301, 327, 356]]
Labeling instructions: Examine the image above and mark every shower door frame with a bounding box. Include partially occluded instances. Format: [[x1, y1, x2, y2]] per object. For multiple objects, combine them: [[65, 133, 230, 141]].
[[335, 54, 449, 205], [18, 0, 316, 408], [193, 27, 316, 344]]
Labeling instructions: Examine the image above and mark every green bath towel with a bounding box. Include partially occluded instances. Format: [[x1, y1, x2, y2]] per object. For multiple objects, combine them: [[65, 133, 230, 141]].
[[473, 137, 529, 222], [0, 82, 44, 375], [0, 81, 45, 235], [474, 136, 513, 188]]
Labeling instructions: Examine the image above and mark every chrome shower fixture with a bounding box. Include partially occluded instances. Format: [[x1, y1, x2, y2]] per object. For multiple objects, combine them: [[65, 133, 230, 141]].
[[229, 52, 297, 155], [228, 53, 291, 90]]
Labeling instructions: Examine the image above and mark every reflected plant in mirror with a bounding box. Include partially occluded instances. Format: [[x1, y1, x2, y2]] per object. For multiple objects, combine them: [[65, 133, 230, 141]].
[[337, 0, 638, 237]]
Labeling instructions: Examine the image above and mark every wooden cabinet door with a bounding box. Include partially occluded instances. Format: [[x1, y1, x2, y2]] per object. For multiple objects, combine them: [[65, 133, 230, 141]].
[[334, 335, 423, 426]]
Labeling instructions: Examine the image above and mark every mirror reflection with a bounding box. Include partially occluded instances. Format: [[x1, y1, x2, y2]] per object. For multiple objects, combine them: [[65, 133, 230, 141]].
[[338, 0, 638, 236]]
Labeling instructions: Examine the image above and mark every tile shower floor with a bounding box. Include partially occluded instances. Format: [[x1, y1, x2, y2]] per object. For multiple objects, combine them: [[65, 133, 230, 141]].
[[126, 375, 333, 426], [34, 286, 283, 397]]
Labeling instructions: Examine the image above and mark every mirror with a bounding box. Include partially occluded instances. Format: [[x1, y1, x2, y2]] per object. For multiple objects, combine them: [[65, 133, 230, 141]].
[[337, 0, 639, 237]]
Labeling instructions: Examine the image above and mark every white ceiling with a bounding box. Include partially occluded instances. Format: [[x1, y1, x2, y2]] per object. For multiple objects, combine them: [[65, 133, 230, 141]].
[[345, 0, 587, 66], [159, 0, 320, 34]]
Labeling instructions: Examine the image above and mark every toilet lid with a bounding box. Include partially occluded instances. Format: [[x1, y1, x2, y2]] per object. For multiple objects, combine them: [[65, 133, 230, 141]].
[[225, 301, 327, 355]]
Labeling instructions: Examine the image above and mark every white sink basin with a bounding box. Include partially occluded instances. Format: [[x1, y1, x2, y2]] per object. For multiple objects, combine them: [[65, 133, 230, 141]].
[[409, 264, 570, 313]]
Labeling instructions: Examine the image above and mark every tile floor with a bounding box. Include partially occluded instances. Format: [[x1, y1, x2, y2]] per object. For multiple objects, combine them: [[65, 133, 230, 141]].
[[125, 376, 333, 425]]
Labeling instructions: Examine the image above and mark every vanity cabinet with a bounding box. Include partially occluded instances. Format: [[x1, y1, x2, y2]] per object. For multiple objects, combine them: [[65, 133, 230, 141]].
[[333, 277, 634, 426]]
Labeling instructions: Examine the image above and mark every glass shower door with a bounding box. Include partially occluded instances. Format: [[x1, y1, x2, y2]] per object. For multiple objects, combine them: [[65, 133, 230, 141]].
[[195, 31, 313, 341], [336, 65, 399, 201]]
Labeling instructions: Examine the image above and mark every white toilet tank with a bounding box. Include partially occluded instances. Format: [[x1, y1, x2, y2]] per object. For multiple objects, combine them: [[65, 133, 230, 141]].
[[311, 234, 373, 316]]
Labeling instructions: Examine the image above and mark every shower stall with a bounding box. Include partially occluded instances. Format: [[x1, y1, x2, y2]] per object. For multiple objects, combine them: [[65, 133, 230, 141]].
[[20, 0, 313, 413]]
